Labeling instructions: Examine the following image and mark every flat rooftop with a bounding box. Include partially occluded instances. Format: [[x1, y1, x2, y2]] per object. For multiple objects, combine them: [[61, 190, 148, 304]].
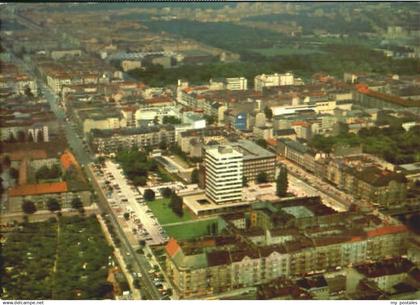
[[183, 192, 250, 216], [206, 145, 243, 159], [230, 139, 276, 160]]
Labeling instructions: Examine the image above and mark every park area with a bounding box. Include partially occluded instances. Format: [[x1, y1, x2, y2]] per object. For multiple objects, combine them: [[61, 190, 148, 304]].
[[1, 216, 113, 300], [146, 198, 192, 225], [164, 218, 220, 241]]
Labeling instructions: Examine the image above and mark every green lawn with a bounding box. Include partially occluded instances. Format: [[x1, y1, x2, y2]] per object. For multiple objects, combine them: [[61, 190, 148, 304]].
[[157, 166, 173, 182], [147, 198, 192, 225], [164, 219, 219, 240]]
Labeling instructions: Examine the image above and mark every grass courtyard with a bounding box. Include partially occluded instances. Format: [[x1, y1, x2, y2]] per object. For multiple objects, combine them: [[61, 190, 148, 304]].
[[146, 198, 193, 225], [164, 218, 220, 240]]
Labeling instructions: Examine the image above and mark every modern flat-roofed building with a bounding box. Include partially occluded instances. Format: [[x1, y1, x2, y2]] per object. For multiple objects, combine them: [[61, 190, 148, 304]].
[[230, 139, 276, 183], [205, 145, 243, 204]]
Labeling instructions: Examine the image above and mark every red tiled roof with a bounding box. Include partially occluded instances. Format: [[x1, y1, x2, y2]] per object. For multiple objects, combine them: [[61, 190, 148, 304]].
[[266, 138, 277, 146], [9, 181, 68, 197], [292, 121, 310, 127], [60, 150, 78, 171], [350, 236, 362, 242], [192, 86, 209, 91], [367, 225, 407, 238], [144, 96, 172, 104], [165, 239, 181, 257], [356, 84, 418, 107]]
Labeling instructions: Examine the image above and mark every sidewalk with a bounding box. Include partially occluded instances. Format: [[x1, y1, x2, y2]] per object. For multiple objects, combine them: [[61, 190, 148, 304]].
[[97, 214, 141, 300]]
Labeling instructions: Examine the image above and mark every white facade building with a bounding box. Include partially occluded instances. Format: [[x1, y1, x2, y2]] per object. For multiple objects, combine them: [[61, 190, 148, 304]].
[[225, 77, 248, 91], [254, 73, 294, 91], [205, 146, 243, 204]]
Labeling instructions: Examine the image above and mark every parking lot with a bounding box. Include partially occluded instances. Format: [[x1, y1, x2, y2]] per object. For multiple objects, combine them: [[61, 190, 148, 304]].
[[93, 160, 168, 246]]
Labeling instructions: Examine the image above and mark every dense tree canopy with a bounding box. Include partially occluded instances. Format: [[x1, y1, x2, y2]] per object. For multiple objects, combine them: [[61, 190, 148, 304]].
[[2, 216, 113, 299], [310, 125, 420, 164]]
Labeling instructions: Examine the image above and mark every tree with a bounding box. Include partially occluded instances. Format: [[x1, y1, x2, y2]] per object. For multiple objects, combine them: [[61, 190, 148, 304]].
[[97, 156, 106, 165], [170, 193, 183, 217], [242, 176, 248, 187], [256, 138, 268, 149], [143, 189, 155, 201], [159, 139, 167, 150], [276, 166, 288, 197], [37, 130, 44, 142], [133, 279, 141, 289], [133, 176, 147, 186], [264, 106, 273, 121], [148, 160, 158, 172], [36, 165, 51, 181], [47, 198, 61, 213], [27, 132, 34, 142], [337, 122, 349, 135], [2, 155, 11, 168], [22, 200, 37, 215], [17, 130, 26, 142], [204, 115, 216, 125], [49, 164, 62, 179], [162, 116, 182, 124], [7, 133, 16, 143], [123, 212, 130, 220], [191, 168, 199, 184], [160, 187, 172, 198], [153, 116, 159, 125], [71, 197, 83, 210], [9, 167, 19, 181], [256, 172, 268, 184], [24, 86, 34, 98]]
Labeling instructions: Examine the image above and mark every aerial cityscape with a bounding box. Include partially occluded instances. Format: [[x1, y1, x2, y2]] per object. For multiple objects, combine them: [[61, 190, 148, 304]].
[[1, 2, 419, 301]]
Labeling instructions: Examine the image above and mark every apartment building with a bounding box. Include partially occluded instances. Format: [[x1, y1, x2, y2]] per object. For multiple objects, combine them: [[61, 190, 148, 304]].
[[276, 139, 317, 173], [225, 77, 248, 91], [0, 100, 57, 142], [80, 110, 126, 134], [254, 73, 294, 91], [325, 156, 408, 207], [165, 197, 409, 299], [89, 125, 175, 154], [6, 181, 91, 213], [205, 146, 243, 204]]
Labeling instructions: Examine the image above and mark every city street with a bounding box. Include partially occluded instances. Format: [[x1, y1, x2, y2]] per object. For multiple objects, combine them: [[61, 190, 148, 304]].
[[288, 174, 347, 212], [279, 158, 353, 211], [87, 164, 163, 300], [8, 52, 163, 300]]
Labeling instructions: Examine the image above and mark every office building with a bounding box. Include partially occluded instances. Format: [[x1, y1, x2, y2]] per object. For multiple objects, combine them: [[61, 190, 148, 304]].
[[205, 145, 243, 204]]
